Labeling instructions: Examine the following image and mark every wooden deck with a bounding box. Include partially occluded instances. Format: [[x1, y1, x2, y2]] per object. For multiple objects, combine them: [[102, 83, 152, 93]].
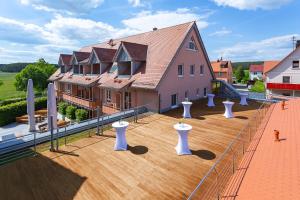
[[0, 98, 262, 200]]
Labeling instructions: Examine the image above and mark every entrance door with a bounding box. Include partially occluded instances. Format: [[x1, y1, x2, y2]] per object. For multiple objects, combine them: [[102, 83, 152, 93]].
[[124, 92, 131, 109], [171, 94, 177, 107]]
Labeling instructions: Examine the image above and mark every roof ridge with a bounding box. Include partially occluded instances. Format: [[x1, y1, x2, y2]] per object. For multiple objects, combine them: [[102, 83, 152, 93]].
[[80, 21, 195, 50]]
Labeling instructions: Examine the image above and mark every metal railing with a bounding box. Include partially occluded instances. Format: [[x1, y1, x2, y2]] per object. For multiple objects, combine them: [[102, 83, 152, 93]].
[[187, 101, 275, 200], [0, 102, 154, 155]]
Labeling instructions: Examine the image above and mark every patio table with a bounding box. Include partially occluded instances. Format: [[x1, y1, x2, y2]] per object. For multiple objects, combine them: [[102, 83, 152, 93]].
[[207, 93, 215, 107], [174, 123, 192, 155], [182, 101, 192, 118], [112, 121, 129, 151], [239, 93, 248, 106], [223, 101, 234, 118]]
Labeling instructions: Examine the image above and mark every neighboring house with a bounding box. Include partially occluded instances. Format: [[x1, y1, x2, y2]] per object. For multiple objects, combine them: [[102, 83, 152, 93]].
[[265, 42, 300, 98], [211, 60, 233, 84], [249, 64, 264, 80], [49, 22, 215, 115]]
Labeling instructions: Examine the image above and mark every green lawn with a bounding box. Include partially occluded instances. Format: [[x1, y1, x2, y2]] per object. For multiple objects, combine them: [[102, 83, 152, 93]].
[[0, 72, 25, 100]]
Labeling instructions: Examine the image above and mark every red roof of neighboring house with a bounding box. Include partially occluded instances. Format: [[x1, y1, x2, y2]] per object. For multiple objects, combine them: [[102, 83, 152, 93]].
[[249, 64, 264, 72], [92, 47, 117, 63], [78, 21, 214, 89], [211, 61, 230, 73], [263, 61, 280, 73]]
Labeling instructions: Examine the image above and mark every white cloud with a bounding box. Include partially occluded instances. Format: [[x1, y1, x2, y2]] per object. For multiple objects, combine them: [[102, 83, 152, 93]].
[[128, 0, 150, 7], [19, 0, 104, 14], [215, 34, 299, 61], [209, 27, 232, 37], [122, 8, 211, 32], [212, 0, 292, 10]]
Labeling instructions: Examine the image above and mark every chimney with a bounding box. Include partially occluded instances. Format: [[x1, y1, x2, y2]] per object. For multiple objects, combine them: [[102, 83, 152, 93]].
[[153, 27, 158, 31], [296, 40, 300, 49]]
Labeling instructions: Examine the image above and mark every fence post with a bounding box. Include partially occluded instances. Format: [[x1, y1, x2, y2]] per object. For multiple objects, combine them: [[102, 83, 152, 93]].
[[56, 128, 59, 151], [34, 131, 37, 155], [96, 106, 100, 136], [50, 116, 54, 152]]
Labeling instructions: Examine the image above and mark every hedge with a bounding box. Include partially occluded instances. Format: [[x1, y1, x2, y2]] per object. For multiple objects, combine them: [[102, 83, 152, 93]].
[[75, 109, 88, 122], [0, 97, 27, 106], [0, 97, 47, 126], [66, 105, 76, 120], [58, 102, 68, 116]]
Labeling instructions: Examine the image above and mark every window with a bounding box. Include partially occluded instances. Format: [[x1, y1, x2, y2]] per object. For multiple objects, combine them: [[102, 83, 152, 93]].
[[178, 65, 184, 76], [204, 87, 207, 97], [196, 88, 200, 96], [61, 66, 65, 73], [190, 65, 195, 75], [254, 72, 257, 75], [282, 76, 290, 83], [200, 65, 204, 75], [65, 84, 71, 94], [171, 94, 177, 107], [106, 89, 111, 102], [293, 60, 299, 69], [188, 37, 197, 50]]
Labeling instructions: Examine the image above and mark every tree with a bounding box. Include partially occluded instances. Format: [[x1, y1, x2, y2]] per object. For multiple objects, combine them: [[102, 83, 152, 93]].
[[234, 66, 245, 83], [242, 70, 250, 83], [14, 58, 57, 92]]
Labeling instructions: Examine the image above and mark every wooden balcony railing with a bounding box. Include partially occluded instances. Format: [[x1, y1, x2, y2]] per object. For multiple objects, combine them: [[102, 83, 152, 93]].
[[102, 103, 120, 114], [62, 93, 98, 109]]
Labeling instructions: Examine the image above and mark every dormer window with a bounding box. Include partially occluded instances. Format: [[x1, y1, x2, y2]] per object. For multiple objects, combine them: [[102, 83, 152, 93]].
[[61, 66, 66, 73], [188, 37, 197, 50]]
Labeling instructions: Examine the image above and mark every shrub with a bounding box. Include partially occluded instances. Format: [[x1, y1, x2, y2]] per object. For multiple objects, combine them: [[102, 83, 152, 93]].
[[0, 97, 27, 106], [250, 80, 266, 93], [58, 102, 68, 116], [0, 97, 47, 126], [75, 109, 88, 122], [66, 105, 76, 120]]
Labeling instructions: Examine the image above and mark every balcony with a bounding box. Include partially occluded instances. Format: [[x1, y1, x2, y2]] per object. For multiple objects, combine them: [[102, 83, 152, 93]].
[[102, 103, 120, 114], [267, 83, 300, 90], [62, 93, 99, 109]]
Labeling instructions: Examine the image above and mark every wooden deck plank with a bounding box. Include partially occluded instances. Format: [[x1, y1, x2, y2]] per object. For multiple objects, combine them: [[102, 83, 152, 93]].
[[0, 98, 262, 200]]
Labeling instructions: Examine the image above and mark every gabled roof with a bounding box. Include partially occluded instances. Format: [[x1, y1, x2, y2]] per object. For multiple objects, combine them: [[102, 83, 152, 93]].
[[250, 64, 264, 72], [118, 41, 148, 61], [78, 21, 214, 89], [263, 61, 280, 73], [211, 61, 231, 73], [59, 54, 72, 66], [71, 51, 90, 65], [92, 47, 117, 63], [265, 46, 300, 73]]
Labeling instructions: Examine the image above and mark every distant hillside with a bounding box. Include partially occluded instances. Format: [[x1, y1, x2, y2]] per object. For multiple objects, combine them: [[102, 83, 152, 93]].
[[0, 62, 58, 73], [232, 61, 264, 70], [0, 63, 32, 72]]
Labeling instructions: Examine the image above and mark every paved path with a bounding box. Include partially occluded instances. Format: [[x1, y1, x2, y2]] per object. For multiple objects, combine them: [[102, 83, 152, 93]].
[[223, 99, 300, 200]]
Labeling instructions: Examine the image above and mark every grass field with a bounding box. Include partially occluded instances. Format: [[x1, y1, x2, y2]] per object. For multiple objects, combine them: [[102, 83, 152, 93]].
[[0, 72, 25, 101]]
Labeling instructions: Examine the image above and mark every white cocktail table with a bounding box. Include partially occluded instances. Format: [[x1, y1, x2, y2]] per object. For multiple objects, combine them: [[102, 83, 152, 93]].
[[112, 121, 129, 151], [174, 123, 192, 155], [239, 93, 248, 106], [223, 101, 234, 118], [207, 93, 215, 107], [182, 101, 192, 118]]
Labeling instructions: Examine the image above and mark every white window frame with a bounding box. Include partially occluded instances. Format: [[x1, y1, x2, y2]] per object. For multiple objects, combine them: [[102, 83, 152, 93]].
[[282, 76, 290, 83], [106, 89, 111, 102], [178, 64, 184, 77], [292, 60, 299, 69], [200, 65, 204, 76], [190, 65, 195, 76]]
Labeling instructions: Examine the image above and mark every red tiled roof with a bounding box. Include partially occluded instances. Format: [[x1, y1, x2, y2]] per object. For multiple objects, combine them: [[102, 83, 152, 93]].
[[93, 47, 117, 63], [211, 61, 230, 73], [263, 60, 280, 73], [73, 51, 90, 63], [99, 78, 134, 90], [60, 72, 100, 86], [60, 54, 72, 66], [225, 99, 300, 200], [48, 68, 63, 81], [78, 21, 213, 89], [249, 64, 264, 72], [121, 41, 148, 61]]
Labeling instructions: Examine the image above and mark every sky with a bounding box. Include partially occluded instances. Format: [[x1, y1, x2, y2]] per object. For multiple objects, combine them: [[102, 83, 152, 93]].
[[0, 0, 299, 64]]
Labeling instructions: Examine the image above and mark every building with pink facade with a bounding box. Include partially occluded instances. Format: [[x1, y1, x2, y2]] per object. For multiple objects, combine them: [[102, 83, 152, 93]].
[[49, 21, 215, 114]]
